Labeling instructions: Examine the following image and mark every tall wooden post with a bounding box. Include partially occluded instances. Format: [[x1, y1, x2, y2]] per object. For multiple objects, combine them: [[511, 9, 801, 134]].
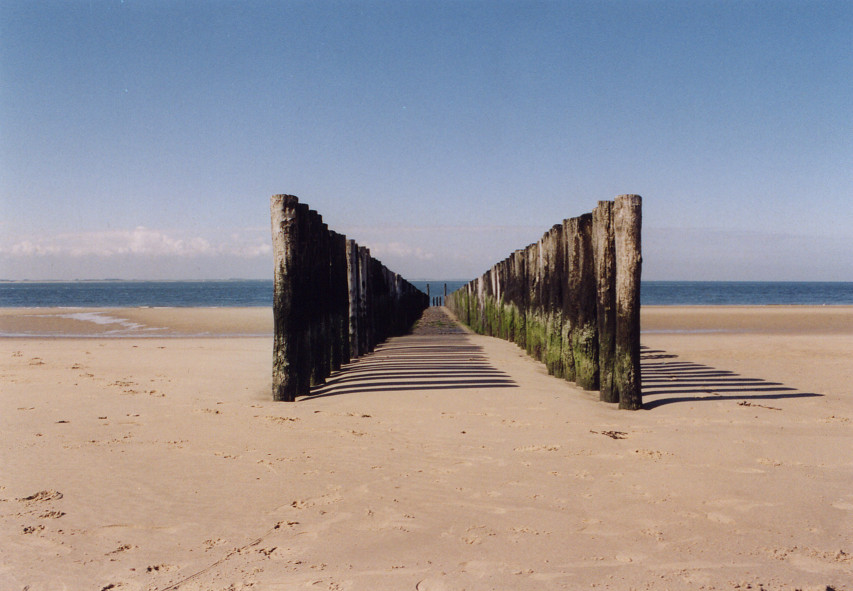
[[573, 213, 599, 390], [542, 224, 564, 377], [614, 194, 642, 409], [308, 216, 328, 387], [346, 239, 360, 359], [330, 231, 348, 371], [561, 218, 578, 382], [270, 194, 301, 402], [357, 246, 370, 354], [525, 242, 541, 359], [593, 201, 617, 403], [511, 248, 527, 351]]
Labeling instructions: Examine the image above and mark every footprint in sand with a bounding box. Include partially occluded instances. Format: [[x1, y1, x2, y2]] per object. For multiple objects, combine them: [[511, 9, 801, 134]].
[[514, 444, 561, 452], [261, 415, 300, 424], [39, 510, 66, 519], [19, 490, 63, 503], [203, 538, 226, 550], [22, 525, 45, 534], [106, 543, 137, 556], [461, 525, 496, 545], [416, 577, 450, 591]]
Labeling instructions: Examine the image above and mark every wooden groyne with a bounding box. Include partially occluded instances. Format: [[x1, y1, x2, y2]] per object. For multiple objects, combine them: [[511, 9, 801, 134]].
[[446, 194, 642, 409], [270, 195, 429, 401]]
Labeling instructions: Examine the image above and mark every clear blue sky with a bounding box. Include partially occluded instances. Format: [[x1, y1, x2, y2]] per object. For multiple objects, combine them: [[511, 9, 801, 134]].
[[2, 0, 851, 281]]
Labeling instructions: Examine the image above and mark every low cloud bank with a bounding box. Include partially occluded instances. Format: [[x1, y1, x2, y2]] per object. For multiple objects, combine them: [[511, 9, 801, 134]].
[[4, 224, 847, 282]]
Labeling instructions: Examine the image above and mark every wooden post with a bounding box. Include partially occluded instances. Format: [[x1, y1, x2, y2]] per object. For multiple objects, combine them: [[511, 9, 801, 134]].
[[330, 231, 348, 371], [291, 203, 312, 396], [270, 195, 301, 401], [573, 213, 599, 391], [357, 246, 370, 354], [614, 194, 642, 409], [542, 224, 564, 377], [346, 239, 360, 359], [511, 248, 527, 351], [593, 201, 617, 402], [561, 218, 578, 382], [309, 215, 328, 387], [525, 242, 541, 359]]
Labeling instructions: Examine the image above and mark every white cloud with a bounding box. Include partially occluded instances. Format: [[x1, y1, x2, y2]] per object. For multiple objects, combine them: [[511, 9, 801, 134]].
[[0, 227, 271, 259], [368, 241, 435, 261]]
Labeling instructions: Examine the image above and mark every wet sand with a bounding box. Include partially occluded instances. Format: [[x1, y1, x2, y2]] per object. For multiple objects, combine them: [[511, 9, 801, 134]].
[[1, 306, 851, 590]]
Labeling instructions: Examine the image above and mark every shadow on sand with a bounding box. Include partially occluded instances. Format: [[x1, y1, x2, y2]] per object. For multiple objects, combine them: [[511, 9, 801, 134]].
[[301, 335, 518, 400], [641, 346, 822, 409]]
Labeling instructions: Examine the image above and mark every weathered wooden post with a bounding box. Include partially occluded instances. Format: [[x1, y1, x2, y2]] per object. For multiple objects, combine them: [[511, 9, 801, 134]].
[[593, 201, 617, 403], [542, 224, 564, 377], [613, 194, 642, 409], [510, 248, 527, 351], [330, 231, 348, 371], [346, 239, 360, 359], [270, 194, 302, 401], [561, 218, 578, 382], [573, 214, 599, 391], [308, 215, 329, 386], [357, 246, 370, 354], [288, 203, 309, 396], [525, 242, 541, 359]]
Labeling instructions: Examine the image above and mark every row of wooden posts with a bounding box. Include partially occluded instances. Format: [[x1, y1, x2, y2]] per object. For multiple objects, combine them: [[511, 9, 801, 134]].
[[445, 194, 643, 409], [270, 195, 429, 401], [426, 284, 447, 308]]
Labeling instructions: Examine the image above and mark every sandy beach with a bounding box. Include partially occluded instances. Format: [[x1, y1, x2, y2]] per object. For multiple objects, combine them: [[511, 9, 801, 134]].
[[1, 306, 851, 590]]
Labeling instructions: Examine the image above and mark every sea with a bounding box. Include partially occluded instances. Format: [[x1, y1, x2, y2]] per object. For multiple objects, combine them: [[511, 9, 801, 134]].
[[1, 280, 852, 308]]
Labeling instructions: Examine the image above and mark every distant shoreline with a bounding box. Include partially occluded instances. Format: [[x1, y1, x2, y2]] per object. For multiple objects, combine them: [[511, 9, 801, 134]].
[[3, 305, 853, 339]]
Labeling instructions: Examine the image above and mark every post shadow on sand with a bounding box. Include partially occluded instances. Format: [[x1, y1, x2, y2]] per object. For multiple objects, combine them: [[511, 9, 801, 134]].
[[301, 335, 518, 400], [640, 346, 822, 410]]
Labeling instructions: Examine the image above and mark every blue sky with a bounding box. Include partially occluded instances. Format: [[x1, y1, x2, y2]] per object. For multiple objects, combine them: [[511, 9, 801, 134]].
[[1, 0, 851, 281]]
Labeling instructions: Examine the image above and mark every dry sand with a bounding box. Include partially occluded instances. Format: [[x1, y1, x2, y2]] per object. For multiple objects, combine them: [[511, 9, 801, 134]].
[[1, 306, 851, 590]]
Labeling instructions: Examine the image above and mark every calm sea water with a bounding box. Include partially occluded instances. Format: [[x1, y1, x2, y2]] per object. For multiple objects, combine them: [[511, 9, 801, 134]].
[[642, 281, 853, 306], [0, 281, 273, 308], [1, 280, 852, 308]]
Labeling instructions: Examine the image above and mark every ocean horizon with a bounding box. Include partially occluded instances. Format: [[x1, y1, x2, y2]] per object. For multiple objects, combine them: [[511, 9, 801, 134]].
[[1, 280, 853, 308]]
